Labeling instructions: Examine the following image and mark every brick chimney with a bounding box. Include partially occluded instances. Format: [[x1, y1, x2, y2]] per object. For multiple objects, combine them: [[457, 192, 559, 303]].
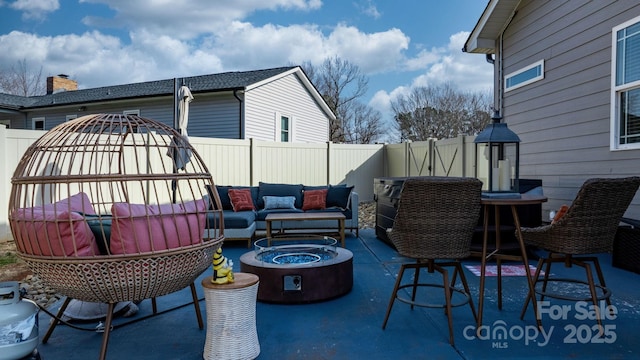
[[46, 74, 78, 94]]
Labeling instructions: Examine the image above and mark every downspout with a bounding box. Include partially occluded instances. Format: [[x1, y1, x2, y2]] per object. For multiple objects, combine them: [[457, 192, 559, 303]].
[[233, 89, 243, 139], [496, 10, 517, 116]]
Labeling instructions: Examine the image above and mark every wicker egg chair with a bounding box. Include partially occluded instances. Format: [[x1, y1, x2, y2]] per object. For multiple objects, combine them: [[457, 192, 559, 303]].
[[8, 113, 224, 360]]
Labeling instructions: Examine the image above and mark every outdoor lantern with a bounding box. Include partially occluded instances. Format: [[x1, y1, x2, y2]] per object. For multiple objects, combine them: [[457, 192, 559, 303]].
[[474, 111, 520, 197]]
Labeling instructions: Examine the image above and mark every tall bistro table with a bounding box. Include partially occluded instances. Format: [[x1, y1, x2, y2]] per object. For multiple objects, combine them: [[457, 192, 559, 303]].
[[476, 194, 547, 329]]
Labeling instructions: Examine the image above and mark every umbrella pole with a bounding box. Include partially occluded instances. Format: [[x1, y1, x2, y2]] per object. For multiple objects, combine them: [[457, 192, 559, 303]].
[[172, 78, 178, 203]]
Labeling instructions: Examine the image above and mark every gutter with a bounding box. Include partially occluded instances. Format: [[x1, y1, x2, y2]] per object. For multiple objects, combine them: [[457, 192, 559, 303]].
[[233, 89, 244, 139]]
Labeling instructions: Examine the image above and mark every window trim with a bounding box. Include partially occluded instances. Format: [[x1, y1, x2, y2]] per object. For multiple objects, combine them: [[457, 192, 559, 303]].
[[504, 59, 544, 92], [32, 117, 45, 130], [611, 15, 640, 151], [274, 112, 293, 142]]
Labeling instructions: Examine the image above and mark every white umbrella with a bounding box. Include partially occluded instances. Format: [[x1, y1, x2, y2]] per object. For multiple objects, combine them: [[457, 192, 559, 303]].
[[168, 85, 194, 170], [177, 85, 193, 137]]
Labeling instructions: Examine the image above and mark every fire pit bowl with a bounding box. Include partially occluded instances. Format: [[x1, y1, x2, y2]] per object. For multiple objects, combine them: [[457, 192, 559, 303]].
[[240, 236, 353, 303]]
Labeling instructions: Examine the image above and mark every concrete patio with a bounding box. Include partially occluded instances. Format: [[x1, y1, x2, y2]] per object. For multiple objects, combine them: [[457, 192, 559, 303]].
[[32, 228, 640, 359]]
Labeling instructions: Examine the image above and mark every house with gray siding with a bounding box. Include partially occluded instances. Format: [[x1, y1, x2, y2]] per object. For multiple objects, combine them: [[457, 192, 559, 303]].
[[464, 0, 640, 219], [0, 66, 333, 143]]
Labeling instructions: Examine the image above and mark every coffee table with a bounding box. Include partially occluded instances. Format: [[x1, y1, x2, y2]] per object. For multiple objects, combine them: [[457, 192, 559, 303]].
[[265, 212, 346, 247]]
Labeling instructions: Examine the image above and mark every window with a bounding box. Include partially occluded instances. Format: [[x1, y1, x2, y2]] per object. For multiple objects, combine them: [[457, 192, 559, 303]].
[[504, 59, 544, 92], [612, 17, 640, 150], [122, 110, 140, 133], [0, 120, 10, 128], [280, 115, 290, 142], [274, 113, 293, 142], [32, 117, 45, 130], [66, 115, 77, 122]]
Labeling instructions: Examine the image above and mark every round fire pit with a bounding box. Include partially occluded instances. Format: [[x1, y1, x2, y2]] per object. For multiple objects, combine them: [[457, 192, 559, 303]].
[[239, 236, 353, 303]]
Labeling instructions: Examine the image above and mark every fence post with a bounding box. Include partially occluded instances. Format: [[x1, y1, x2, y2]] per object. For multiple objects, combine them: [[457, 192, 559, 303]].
[[404, 141, 411, 177], [429, 138, 435, 176], [0, 125, 8, 242], [326, 141, 332, 185], [458, 135, 466, 177], [249, 138, 255, 186]]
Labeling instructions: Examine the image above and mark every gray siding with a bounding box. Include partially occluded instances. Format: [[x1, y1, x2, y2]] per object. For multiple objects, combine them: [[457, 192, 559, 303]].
[[9, 93, 242, 139], [499, 0, 640, 218], [244, 72, 329, 143], [188, 93, 241, 139]]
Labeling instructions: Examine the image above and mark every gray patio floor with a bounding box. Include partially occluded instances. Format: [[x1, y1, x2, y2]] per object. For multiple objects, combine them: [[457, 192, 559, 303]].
[[32, 228, 640, 359]]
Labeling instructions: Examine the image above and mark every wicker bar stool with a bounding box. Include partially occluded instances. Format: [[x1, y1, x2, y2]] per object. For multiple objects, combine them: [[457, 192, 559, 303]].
[[381, 177, 482, 346], [201, 273, 260, 360], [520, 177, 640, 331]]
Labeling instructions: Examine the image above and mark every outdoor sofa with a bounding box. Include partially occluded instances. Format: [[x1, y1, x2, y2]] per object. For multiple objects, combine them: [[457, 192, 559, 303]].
[[206, 182, 359, 246]]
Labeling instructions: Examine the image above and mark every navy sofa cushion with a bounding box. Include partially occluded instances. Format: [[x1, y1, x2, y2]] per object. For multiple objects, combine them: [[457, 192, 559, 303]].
[[257, 182, 304, 209], [327, 184, 353, 209], [208, 210, 256, 228]]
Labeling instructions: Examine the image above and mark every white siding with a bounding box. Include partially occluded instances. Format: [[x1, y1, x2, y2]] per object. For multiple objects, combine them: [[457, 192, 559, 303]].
[[499, 0, 640, 219], [244, 72, 329, 143]]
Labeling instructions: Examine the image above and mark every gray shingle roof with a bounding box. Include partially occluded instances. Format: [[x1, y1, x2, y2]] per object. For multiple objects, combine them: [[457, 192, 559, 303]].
[[1, 66, 297, 109]]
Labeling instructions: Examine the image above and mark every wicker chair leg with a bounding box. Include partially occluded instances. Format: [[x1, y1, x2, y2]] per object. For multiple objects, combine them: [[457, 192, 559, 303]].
[[441, 266, 455, 346], [539, 255, 555, 301], [42, 297, 72, 343], [190, 282, 204, 329], [454, 262, 478, 322], [383, 260, 475, 346], [382, 264, 407, 329], [582, 261, 606, 334], [410, 261, 422, 310], [98, 303, 116, 360], [151, 297, 158, 314], [520, 254, 612, 333], [591, 257, 611, 307]]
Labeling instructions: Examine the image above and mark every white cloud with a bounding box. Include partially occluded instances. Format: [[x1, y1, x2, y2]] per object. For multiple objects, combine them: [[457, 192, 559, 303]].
[[326, 25, 408, 73], [358, 0, 381, 19], [367, 31, 492, 128], [80, 0, 323, 40], [410, 32, 492, 92], [9, 0, 59, 20]]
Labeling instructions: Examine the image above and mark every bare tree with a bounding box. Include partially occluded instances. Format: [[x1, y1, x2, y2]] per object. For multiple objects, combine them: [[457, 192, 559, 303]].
[[391, 83, 492, 141], [343, 102, 384, 144], [0, 59, 45, 96], [301, 57, 383, 143]]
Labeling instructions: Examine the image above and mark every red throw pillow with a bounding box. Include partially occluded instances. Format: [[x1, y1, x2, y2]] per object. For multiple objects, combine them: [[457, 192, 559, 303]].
[[302, 189, 327, 210], [228, 189, 255, 211]]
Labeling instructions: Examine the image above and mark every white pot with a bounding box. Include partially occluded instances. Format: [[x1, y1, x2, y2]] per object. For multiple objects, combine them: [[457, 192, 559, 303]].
[[0, 282, 39, 360]]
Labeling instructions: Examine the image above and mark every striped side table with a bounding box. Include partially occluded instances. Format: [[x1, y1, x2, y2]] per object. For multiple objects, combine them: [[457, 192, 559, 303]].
[[201, 273, 260, 360]]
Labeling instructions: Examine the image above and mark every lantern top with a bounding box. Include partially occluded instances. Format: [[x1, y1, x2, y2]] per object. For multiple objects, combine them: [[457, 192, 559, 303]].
[[474, 112, 520, 144]]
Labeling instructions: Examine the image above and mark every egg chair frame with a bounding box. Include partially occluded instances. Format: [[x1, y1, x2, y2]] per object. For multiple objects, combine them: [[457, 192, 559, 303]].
[[8, 114, 225, 360]]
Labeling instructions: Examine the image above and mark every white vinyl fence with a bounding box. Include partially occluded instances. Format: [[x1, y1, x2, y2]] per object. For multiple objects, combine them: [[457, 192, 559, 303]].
[[0, 126, 478, 242]]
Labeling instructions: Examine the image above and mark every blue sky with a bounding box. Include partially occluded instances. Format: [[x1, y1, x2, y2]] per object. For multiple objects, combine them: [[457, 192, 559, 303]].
[[0, 0, 492, 125]]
